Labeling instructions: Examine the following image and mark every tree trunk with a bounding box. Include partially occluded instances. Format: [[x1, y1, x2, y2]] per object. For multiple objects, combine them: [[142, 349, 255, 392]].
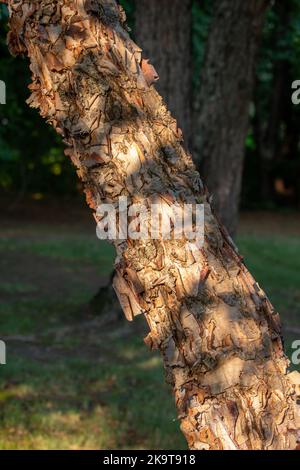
[[92, 0, 193, 319], [5, 0, 299, 450], [134, 0, 192, 147], [193, 0, 270, 236]]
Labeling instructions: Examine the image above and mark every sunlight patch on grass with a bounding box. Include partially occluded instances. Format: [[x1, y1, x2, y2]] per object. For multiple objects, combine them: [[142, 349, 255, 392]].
[[137, 356, 162, 370]]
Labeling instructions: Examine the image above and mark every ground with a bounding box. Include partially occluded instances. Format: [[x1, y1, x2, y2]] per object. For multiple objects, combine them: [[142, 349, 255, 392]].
[[0, 199, 299, 449]]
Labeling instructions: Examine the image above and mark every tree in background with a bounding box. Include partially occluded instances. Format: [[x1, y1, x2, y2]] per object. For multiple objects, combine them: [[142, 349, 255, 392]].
[[193, 0, 270, 236], [134, 0, 192, 147], [4, 0, 300, 449], [2, 1, 300, 219]]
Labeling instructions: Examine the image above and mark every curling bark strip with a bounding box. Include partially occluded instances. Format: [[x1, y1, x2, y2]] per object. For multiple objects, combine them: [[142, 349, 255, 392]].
[[4, 0, 300, 449]]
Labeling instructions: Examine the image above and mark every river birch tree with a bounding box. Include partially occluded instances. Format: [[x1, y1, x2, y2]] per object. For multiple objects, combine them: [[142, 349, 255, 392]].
[[3, 0, 300, 450]]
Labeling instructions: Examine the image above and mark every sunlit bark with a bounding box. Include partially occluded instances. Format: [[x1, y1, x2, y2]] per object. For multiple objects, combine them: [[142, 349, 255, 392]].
[[5, 0, 300, 450]]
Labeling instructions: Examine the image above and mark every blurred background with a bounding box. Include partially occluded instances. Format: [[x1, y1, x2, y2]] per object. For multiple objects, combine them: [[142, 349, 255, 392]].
[[0, 0, 300, 450]]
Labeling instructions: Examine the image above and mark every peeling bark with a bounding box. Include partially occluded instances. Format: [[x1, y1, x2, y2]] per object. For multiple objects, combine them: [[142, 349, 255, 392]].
[[4, 0, 300, 450]]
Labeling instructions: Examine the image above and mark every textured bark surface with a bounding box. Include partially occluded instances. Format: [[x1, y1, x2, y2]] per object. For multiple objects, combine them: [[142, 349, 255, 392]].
[[5, 0, 300, 450], [135, 0, 192, 147], [193, 0, 270, 235], [95, 0, 193, 319]]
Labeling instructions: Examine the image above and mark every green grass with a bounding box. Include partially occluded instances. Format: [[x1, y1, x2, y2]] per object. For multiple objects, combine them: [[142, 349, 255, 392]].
[[0, 222, 299, 449], [0, 224, 185, 449], [239, 235, 300, 329], [0, 235, 115, 270], [238, 235, 300, 371], [0, 342, 185, 450]]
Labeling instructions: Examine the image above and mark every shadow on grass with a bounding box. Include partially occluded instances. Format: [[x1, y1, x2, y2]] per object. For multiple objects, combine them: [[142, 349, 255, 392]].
[[0, 328, 186, 450]]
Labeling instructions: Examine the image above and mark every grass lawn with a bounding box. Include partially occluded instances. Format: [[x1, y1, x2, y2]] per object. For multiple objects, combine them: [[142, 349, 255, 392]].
[[0, 210, 299, 449]]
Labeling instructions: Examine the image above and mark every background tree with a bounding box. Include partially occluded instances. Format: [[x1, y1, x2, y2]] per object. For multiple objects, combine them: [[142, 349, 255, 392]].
[[193, 0, 270, 236], [4, 0, 299, 450], [134, 0, 193, 147], [2, 1, 300, 219]]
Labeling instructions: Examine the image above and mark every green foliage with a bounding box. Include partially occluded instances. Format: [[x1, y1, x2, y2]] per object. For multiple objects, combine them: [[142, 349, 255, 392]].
[[0, 3, 76, 198], [242, 0, 300, 209], [119, 0, 135, 30], [192, 0, 213, 87]]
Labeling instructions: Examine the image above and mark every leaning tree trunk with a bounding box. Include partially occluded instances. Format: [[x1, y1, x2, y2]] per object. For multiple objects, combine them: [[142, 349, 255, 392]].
[[134, 0, 192, 147], [5, 0, 299, 450], [193, 0, 270, 236]]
